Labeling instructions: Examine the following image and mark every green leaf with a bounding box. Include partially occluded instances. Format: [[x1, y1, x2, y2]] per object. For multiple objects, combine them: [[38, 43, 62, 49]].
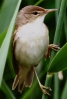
[[0, 0, 22, 86], [0, 30, 7, 46], [61, 81, 67, 99], [0, 0, 19, 33], [48, 43, 67, 73], [50, 0, 67, 61], [1, 80, 16, 99], [34, 0, 44, 6]]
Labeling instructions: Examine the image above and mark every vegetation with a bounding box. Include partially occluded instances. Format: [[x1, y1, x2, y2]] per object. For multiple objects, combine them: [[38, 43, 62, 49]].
[[0, 0, 67, 99]]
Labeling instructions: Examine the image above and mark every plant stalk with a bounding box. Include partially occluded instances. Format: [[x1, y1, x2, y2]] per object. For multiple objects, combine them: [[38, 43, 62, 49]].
[[42, 0, 67, 98]]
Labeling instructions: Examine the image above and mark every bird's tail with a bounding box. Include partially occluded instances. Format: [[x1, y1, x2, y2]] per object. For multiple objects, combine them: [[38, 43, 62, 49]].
[[12, 67, 34, 93]]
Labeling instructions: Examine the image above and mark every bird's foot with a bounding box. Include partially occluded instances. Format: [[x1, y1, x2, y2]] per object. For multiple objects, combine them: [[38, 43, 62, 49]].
[[40, 84, 52, 96], [45, 44, 60, 58], [48, 44, 60, 51]]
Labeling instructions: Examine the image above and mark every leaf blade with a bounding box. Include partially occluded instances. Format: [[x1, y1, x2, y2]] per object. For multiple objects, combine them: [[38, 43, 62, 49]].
[[48, 43, 67, 73], [0, 0, 22, 86]]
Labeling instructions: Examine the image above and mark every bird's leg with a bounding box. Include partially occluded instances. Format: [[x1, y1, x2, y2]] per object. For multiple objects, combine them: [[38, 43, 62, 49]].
[[45, 44, 60, 58], [33, 67, 52, 95]]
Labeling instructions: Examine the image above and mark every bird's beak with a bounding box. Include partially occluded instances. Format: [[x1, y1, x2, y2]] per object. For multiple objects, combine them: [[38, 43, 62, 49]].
[[45, 9, 57, 13]]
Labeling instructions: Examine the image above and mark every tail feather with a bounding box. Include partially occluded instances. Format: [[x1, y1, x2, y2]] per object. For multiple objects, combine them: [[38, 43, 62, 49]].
[[25, 68, 34, 87], [12, 74, 19, 90], [18, 81, 24, 93], [12, 66, 33, 93]]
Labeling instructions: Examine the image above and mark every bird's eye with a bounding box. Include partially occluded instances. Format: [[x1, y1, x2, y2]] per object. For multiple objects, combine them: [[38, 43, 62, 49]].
[[33, 11, 38, 15]]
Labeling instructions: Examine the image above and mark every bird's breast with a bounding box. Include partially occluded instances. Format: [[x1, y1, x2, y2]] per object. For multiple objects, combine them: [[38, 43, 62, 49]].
[[14, 22, 49, 67]]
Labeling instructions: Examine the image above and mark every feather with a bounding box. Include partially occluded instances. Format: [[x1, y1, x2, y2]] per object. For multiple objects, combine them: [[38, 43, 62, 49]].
[[25, 67, 34, 87]]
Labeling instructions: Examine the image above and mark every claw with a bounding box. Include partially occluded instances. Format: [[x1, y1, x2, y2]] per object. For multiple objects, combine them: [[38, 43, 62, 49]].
[[48, 44, 60, 51], [40, 85, 52, 91], [45, 44, 60, 58], [40, 84, 52, 96]]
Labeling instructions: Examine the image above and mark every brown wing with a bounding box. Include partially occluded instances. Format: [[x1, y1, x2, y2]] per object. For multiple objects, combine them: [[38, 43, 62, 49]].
[[12, 30, 19, 74], [12, 9, 26, 73]]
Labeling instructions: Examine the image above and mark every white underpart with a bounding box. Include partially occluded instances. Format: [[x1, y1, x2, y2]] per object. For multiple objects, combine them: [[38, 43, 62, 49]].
[[15, 15, 49, 67]]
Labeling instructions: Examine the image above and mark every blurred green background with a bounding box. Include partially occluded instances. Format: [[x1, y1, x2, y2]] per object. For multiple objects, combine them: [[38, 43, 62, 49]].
[[0, 0, 67, 99]]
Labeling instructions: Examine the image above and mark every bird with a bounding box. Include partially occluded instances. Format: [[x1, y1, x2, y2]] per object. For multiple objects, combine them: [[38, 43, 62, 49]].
[[12, 5, 59, 95]]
